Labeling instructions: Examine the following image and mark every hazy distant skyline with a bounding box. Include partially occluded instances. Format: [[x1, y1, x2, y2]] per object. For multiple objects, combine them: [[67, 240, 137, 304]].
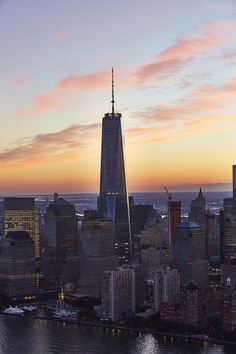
[[1, 0, 236, 193]]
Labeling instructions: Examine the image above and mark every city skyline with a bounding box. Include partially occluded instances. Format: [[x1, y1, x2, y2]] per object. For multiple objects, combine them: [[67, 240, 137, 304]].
[[1, 0, 236, 193]]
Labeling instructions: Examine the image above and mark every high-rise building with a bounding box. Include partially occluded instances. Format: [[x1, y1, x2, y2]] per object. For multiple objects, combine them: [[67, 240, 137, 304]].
[[154, 267, 180, 311], [101, 265, 136, 322], [168, 200, 181, 245], [190, 189, 206, 232], [184, 282, 205, 329], [0, 231, 37, 301], [42, 197, 78, 291], [173, 221, 209, 289], [233, 165, 236, 199], [3, 198, 41, 265], [98, 70, 131, 264], [78, 210, 118, 298], [221, 165, 236, 286], [222, 279, 236, 333], [206, 211, 220, 259]]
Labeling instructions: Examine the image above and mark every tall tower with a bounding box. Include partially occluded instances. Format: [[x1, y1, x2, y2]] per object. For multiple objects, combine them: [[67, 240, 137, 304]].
[[98, 69, 131, 264], [190, 189, 206, 232]]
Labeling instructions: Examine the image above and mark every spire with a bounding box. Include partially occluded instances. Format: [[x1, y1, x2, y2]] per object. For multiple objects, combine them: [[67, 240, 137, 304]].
[[197, 188, 205, 203], [111, 68, 115, 117]]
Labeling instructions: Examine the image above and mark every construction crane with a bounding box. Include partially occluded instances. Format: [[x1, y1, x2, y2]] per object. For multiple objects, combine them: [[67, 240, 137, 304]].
[[164, 186, 172, 201]]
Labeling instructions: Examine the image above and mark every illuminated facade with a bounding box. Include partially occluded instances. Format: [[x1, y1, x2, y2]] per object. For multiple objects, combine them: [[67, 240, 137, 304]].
[[98, 70, 131, 263], [3, 198, 41, 264], [0, 231, 37, 301]]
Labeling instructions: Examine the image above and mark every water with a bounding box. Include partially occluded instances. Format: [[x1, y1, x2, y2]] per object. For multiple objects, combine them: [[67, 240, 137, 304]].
[[0, 314, 234, 354]]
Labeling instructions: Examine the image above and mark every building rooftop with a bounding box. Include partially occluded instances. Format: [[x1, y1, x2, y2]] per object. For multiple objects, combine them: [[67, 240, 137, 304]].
[[176, 221, 200, 230], [49, 197, 73, 208]]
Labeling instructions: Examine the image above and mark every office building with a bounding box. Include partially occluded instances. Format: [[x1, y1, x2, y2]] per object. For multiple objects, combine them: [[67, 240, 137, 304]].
[[42, 197, 78, 291], [79, 210, 118, 298], [101, 265, 136, 322], [98, 70, 131, 264], [221, 165, 236, 286], [3, 197, 41, 265], [223, 278, 236, 333], [173, 221, 208, 288], [0, 231, 37, 301], [154, 267, 180, 311], [184, 282, 205, 329]]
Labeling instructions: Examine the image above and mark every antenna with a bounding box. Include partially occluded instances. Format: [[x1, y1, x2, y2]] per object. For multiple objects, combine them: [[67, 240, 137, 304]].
[[111, 68, 115, 116]]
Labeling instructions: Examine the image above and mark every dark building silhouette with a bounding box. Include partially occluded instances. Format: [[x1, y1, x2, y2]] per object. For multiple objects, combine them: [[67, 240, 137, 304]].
[[98, 70, 131, 263], [0, 231, 37, 301], [233, 165, 236, 199], [220, 166, 236, 286], [79, 210, 118, 298], [133, 204, 155, 235], [190, 189, 206, 232], [3, 197, 41, 266], [173, 221, 208, 289], [42, 198, 78, 291], [168, 200, 181, 245]]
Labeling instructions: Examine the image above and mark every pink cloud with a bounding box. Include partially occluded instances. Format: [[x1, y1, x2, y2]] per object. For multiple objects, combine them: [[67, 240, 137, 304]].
[[136, 19, 236, 82], [12, 76, 27, 86], [17, 91, 66, 116], [51, 31, 72, 41], [57, 71, 109, 91]]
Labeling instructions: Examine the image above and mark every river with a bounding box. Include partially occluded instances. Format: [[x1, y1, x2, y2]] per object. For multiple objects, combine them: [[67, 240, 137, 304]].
[[0, 314, 234, 354]]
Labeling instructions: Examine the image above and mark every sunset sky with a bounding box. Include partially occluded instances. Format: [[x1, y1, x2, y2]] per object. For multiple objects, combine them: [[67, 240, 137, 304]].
[[0, 0, 236, 193]]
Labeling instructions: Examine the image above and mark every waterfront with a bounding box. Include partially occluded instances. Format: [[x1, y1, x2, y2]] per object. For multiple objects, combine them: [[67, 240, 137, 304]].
[[0, 313, 235, 354]]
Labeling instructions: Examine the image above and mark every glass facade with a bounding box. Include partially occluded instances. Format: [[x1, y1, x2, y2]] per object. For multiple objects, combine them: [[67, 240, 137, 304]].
[[98, 112, 131, 263]]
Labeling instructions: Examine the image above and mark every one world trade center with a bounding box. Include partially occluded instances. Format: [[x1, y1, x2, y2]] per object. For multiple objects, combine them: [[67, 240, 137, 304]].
[[98, 69, 132, 264]]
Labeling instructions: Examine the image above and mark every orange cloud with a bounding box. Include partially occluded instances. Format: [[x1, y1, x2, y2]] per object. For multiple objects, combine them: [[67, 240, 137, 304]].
[[0, 123, 100, 168]]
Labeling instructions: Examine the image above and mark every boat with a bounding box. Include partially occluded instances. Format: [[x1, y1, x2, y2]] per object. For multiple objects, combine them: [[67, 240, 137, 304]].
[[53, 309, 78, 318], [22, 305, 38, 312], [4, 306, 25, 315]]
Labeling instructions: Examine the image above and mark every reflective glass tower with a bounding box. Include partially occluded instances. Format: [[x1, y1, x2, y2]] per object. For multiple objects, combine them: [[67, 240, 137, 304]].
[[98, 69, 131, 264]]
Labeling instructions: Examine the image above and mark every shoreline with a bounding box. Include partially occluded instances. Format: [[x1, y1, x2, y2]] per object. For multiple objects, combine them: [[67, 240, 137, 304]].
[[1, 311, 235, 346], [33, 314, 236, 347]]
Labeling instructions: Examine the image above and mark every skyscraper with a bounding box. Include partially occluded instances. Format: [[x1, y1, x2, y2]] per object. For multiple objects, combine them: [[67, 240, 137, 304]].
[[101, 265, 136, 322], [78, 210, 118, 298], [98, 69, 131, 263], [42, 197, 78, 291], [172, 221, 209, 289], [221, 166, 236, 286], [3, 198, 41, 265], [0, 231, 37, 301]]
